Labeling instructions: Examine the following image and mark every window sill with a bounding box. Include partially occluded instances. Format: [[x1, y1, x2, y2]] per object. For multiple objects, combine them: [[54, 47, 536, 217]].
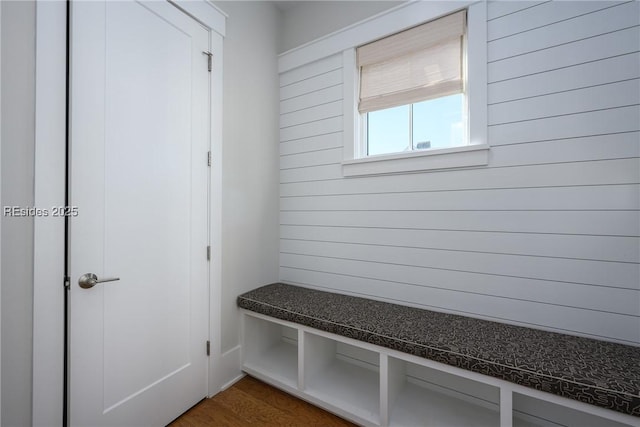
[[342, 144, 489, 177]]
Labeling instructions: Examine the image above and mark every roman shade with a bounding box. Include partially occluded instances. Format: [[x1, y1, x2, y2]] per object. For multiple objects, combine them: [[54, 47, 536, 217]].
[[357, 10, 466, 114]]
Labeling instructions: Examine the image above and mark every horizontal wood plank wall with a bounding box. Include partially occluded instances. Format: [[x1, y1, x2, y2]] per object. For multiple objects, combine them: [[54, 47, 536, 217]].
[[278, 1, 640, 345]]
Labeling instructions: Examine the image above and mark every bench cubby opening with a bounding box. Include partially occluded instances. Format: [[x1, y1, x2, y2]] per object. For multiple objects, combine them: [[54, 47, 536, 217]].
[[386, 355, 500, 427], [242, 314, 298, 389], [512, 392, 632, 427], [303, 332, 380, 425]]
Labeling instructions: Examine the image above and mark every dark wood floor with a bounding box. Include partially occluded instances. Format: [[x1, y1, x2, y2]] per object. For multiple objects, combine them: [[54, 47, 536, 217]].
[[169, 376, 356, 426]]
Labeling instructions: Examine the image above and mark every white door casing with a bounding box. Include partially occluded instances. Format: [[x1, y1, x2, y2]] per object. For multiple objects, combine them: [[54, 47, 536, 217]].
[[69, 1, 210, 425]]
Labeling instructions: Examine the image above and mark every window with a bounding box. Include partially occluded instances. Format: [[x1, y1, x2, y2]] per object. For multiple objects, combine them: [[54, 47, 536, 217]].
[[357, 11, 467, 158], [339, 2, 488, 177], [366, 94, 465, 156]]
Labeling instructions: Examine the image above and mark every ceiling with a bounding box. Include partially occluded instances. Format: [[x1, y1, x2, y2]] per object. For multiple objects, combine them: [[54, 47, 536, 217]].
[[272, 1, 306, 12]]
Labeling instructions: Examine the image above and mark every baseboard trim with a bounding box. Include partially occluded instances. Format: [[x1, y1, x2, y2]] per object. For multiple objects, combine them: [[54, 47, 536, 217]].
[[220, 372, 246, 392], [214, 344, 243, 395]]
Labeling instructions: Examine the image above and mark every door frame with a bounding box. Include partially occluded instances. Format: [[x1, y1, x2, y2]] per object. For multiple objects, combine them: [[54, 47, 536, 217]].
[[32, 2, 226, 425]]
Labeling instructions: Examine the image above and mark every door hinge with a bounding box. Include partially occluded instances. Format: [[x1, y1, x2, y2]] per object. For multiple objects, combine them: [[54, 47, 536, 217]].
[[207, 246, 211, 261], [202, 51, 212, 72], [206, 340, 210, 356], [207, 151, 211, 166]]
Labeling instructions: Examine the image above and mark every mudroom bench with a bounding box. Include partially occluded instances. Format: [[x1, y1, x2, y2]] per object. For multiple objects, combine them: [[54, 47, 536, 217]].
[[237, 283, 639, 427]]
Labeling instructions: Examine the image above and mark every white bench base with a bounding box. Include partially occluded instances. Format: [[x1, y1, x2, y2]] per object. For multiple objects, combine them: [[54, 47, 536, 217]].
[[241, 310, 638, 427]]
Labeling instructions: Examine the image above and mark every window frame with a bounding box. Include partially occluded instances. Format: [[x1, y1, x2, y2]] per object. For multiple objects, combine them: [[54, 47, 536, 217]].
[[342, 2, 488, 177]]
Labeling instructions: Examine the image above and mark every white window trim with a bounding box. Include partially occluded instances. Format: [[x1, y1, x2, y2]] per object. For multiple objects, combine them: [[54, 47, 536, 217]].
[[338, 1, 488, 177], [342, 143, 490, 176]]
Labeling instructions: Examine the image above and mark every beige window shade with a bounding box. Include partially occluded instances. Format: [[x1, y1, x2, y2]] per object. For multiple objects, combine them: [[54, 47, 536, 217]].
[[357, 10, 466, 114]]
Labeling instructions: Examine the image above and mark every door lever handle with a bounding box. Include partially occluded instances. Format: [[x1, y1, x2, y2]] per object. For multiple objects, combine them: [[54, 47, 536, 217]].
[[78, 273, 121, 289]]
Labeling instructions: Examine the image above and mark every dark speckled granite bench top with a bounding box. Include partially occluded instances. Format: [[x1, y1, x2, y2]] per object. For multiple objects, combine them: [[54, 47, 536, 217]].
[[238, 283, 640, 418]]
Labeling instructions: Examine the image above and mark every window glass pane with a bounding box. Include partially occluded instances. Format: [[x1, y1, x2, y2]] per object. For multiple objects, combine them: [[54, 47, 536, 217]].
[[367, 105, 410, 156], [412, 93, 464, 150]]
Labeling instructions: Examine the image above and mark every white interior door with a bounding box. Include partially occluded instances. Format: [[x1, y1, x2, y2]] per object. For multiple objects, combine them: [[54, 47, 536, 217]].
[[69, 1, 210, 425]]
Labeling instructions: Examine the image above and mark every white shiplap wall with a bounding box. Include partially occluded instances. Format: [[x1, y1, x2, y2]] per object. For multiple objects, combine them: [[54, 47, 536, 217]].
[[278, 1, 640, 345]]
